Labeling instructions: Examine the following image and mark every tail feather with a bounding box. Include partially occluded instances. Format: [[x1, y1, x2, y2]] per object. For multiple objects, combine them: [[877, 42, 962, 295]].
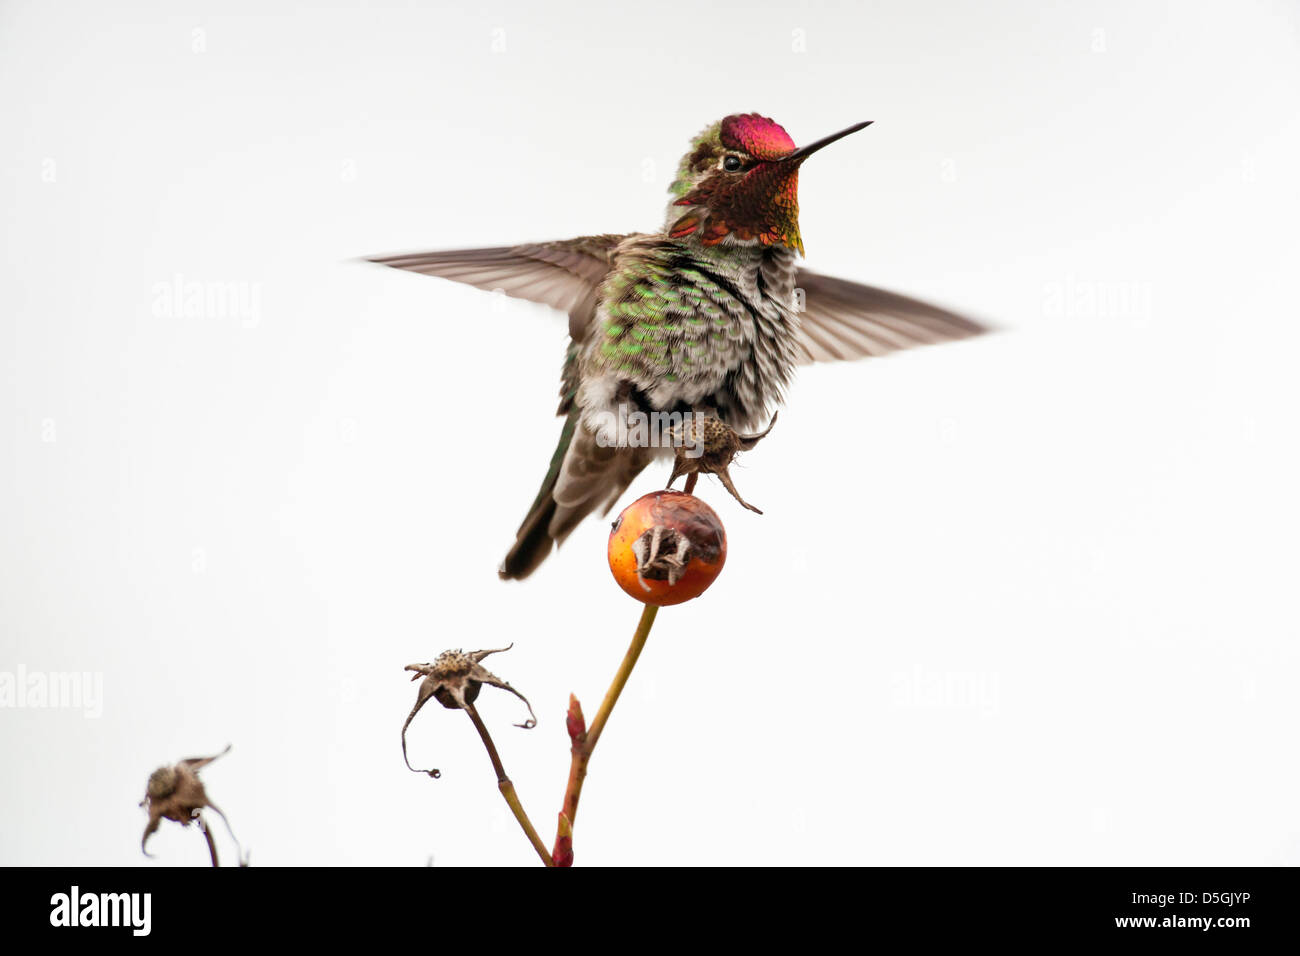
[[499, 495, 560, 580], [499, 413, 651, 580]]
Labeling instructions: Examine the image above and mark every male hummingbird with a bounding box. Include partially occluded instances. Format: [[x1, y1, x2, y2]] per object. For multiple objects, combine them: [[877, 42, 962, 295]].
[[370, 114, 986, 579]]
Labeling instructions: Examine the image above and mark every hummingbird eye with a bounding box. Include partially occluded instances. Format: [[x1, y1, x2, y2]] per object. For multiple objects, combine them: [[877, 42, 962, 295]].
[[723, 155, 744, 172]]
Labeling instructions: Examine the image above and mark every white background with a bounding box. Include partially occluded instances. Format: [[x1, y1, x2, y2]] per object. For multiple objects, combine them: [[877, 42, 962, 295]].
[[2, 0, 1298, 866]]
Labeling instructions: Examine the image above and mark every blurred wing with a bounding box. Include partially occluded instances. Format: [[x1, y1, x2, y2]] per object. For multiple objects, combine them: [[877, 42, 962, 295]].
[[793, 269, 988, 364], [369, 235, 627, 338]]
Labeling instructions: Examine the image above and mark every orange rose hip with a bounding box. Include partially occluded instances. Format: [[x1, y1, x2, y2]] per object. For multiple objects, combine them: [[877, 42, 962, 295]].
[[607, 491, 727, 605]]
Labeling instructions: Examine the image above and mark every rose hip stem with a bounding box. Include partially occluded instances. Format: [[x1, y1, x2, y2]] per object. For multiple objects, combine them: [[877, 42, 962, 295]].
[[464, 700, 555, 867], [553, 602, 660, 864], [200, 817, 219, 867]]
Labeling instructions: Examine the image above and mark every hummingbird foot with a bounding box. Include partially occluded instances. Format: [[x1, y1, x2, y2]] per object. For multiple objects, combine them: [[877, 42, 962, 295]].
[[665, 413, 777, 514]]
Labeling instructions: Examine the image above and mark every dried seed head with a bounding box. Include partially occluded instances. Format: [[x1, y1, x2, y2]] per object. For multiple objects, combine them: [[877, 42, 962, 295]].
[[424, 650, 484, 710], [139, 745, 240, 861], [666, 413, 777, 513], [401, 645, 537, 778], [146, 765, 178, 800]]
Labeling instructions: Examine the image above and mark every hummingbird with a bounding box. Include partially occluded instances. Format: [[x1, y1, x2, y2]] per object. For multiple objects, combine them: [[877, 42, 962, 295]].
[[370, 114, 986, 579]]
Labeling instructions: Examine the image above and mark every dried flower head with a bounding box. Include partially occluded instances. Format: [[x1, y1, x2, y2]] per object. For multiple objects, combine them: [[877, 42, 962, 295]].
[[401, 645, 537, 778], [667, 412, 777, 513], [140, 745, 241, 862]]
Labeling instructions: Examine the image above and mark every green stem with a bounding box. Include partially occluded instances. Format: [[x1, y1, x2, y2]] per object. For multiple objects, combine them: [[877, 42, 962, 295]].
[[585, 603, 659, 753], [555, 602, 660, 862], [465, 701, 554, 867], [199, 815, 219, 867]]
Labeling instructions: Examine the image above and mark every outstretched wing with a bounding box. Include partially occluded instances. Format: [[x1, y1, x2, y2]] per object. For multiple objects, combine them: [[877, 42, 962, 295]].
[[369, 235, 627, 339], [793, 270, 988, 364]]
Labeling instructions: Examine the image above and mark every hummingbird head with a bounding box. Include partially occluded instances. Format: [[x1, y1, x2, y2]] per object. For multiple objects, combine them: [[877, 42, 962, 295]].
[[665, 114, 871, 256]]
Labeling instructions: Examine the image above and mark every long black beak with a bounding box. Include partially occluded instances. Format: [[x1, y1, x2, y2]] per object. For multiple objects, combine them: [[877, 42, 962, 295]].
[[781, 121, 873, 164]]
